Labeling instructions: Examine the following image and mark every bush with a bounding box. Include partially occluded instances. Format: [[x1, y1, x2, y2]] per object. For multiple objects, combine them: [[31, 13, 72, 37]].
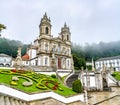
[[72, 79, 82, 93], [51, 74, 56, 78], [112, 73, 116, 77], [74, 67, 79, 70]]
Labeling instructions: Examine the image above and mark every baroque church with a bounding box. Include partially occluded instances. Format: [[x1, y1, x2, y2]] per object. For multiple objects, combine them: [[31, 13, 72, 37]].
[[22, 13, 74, 70]]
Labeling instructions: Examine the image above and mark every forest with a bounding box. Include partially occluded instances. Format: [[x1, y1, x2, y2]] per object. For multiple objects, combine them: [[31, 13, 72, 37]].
[[72, 41, 120, 69], [1, 37, 120, 70], [0, 38, 29, 58]]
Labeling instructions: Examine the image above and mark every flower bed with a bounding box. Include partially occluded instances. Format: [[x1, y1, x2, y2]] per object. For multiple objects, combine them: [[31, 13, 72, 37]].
[[0, 69, 77, 96]]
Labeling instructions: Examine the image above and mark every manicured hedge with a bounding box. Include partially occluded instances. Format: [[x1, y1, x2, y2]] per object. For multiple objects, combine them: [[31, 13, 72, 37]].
[[72, 79, 83, 93]]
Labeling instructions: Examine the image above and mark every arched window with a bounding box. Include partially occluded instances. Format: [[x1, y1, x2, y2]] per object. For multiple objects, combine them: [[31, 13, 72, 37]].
[[45, 27, 49, 34], [53, 45, 56, 52], [0, 63, 4, 67], [67, 49, 69, 55], [67, 35, 69, 40], [67, 60, 69, 66], [58, 44, 61, 53], [62, 35, 64, 40], [5, 64, 10, 67], [45, 44, 48, 51]]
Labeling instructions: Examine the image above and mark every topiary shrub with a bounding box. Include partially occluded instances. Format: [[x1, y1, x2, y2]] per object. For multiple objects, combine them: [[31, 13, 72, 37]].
[[72, 79, 83, 93]]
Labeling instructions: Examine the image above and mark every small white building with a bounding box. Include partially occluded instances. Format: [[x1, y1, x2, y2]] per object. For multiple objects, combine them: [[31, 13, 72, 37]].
[[95, 55, 120, 71], [0, 53, 12, 67], [79, 71, 103, 91]]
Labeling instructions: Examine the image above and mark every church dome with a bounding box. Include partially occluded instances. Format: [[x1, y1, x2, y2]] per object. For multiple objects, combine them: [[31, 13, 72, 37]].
[[22, 54, 29, 60]]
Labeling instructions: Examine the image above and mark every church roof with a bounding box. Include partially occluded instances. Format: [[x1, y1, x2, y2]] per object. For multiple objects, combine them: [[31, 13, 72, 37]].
[[0, 53, 11, 57], [22, 54, 29, 60], [96, 55, 120, 61]]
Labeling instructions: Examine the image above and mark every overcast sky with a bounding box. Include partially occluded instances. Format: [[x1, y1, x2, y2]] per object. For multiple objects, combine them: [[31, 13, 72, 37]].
[[1, 0, 120, 45]]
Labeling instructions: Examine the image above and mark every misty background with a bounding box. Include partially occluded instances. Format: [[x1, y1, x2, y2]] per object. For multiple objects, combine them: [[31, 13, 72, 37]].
[[1, 37, 120, 70]]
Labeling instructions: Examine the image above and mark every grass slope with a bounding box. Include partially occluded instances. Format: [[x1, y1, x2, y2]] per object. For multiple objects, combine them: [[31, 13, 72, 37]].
[[112, 71, 120, 81], [0, 69, 77, 96]]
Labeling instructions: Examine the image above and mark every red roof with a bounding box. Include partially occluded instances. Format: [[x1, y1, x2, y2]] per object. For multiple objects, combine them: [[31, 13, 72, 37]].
[[22, 54, 29, 60]]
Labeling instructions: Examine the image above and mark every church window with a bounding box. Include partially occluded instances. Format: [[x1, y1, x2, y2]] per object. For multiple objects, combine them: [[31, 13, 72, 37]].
[[45, 44, 48, 51], [45, 27, 49, 34], [53, 46, 56, 52], [26, 61, 28, 64], [35, 60, 38, 66], [62, 47, 65, 54], [67, 50, 69, 55], [62, 35, 64, 40], [67, 35, 69, 40], [45, 57, 48, 65], [67, 60, 69, 66], [4, 59, 6, 62], [58, 44, 61, 53]]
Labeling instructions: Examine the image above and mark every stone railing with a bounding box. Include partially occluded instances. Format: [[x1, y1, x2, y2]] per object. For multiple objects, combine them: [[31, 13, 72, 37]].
[[0, 84, 84, 104]]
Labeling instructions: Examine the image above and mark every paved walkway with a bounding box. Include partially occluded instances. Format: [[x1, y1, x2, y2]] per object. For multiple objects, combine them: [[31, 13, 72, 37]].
[[88, 87, 120, 105]]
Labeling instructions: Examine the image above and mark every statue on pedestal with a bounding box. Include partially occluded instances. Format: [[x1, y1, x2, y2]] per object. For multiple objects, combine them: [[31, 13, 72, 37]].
[[14, 47, 22, 67], [51, 52, 57, 71]]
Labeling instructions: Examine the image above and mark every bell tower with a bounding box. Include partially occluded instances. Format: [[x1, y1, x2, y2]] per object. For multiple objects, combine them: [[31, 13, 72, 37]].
[[60, 23, 71, 42], [39, 13, 51, 37]]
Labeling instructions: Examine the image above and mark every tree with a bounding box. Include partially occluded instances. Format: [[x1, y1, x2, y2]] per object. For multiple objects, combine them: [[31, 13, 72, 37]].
[[0, 24, 6, 32], [0, 38, 29, 58], [72, 54, 86, 70], [0, 24, 6, 37]]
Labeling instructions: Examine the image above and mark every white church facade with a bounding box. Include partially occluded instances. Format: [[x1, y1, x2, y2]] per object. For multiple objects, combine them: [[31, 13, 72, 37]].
[[22, 13, 74, 70]]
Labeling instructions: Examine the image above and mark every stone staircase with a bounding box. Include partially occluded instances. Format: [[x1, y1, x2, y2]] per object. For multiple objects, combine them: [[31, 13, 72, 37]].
[[0, 94, 27, 105], [65, 71, 81, 88]]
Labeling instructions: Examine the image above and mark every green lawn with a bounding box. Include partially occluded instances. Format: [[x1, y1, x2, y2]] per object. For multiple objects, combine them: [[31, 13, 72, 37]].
[[112, 71, 120, 81], [0, 69, 77, 96]]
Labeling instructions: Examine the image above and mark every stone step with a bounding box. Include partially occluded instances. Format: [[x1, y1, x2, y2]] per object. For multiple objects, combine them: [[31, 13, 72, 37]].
[[14, 99, 21, 105], [5, 96, 11, 105], [19, 101, 24, 105], [0, 95, 27, 105], [22, 102, 27, 105], [66, 73, 79, 87], [10, 98, 17, 105], [0, 95, 5, 105]]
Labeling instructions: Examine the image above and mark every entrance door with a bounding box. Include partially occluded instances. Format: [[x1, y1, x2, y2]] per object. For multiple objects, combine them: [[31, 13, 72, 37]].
[[58, 58, 61, 69]]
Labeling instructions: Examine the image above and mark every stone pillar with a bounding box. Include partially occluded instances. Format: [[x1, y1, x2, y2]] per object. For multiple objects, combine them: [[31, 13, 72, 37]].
[[95, 71, 103, 91], [95, 72, 98, 90], [87, 72, 90, 91], [51, 53, 57, 71], [84, 90, 88, 105], [92, 58, 95, 71], [81, 67, 85, 88], [86, 69, 90, 91], [99, 72, 103, 91]]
